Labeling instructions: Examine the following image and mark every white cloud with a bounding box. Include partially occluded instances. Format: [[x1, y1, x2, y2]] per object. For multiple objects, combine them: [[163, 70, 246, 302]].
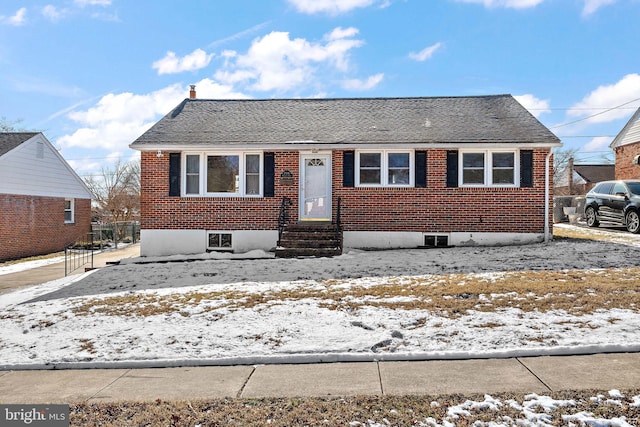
[[583, 136, 614, 151], [152, 49, 214, 75], [408, 42, 443, 62], [42, 5, 66, 22], [568, 74, 640, 124], [582, 0, 616, 16], [214, 28, 364, 93], [454, 0, 544, 9], [288, 0, 383, 15], [342, 73, 384, 91], [1, 7, 27, 26], [57, 79, 247, 153], [74, 0, 112, 6], [514, 94, 551, 118]]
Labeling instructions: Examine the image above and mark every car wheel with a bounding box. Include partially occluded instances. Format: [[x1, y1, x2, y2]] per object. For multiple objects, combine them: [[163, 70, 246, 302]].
[[626, 210, 640, 234], [585, 206, 599, 227]]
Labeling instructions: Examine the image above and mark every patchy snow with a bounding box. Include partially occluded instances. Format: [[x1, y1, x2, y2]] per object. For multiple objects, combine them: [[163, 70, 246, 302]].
[[0, 256, 65, 276], [1, 225, 639, 426], [1, 229, 640, 369], [392, 392, 640, 427]]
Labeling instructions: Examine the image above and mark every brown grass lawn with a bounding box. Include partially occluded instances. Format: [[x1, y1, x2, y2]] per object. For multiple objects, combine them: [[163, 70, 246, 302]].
[[70, 389, 640, 426], [34, 226, 640, 424]]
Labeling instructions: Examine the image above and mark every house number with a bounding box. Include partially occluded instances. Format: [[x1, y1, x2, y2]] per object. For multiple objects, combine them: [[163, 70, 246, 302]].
[[280, 170, 294, 185]]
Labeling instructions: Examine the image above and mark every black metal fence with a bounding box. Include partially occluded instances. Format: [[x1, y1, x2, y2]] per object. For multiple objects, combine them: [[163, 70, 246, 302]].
[[92, 221, 140, 248]]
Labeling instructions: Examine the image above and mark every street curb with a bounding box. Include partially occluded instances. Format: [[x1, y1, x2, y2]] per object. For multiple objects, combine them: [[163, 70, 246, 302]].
[[2, 345, 639, 371]]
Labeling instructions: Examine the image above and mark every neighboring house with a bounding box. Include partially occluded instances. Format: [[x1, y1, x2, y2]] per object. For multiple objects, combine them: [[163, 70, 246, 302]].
[[611, 107, 640, 180], [0, 132, 92, 261], [130, 92, 561, 257], [555, 161, 615, 196]]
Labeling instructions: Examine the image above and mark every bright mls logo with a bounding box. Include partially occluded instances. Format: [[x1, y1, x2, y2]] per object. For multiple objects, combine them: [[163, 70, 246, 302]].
[[1, 405, 69, 426]]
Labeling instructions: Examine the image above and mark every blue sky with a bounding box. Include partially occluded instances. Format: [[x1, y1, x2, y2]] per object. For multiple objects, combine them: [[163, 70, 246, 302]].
[[2, 0, 640, 177]]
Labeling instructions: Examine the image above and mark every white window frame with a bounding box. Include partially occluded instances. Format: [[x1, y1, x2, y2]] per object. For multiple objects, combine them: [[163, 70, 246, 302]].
[[182, 152, 263, 197], [355, 150, 414, 187], [207, 231, 233, 251], [64, 198, 75, 224], [459, 149, 519, 188]]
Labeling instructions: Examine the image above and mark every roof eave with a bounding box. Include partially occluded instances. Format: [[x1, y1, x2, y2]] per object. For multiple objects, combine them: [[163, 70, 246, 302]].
[[131, 140, 562, 152]]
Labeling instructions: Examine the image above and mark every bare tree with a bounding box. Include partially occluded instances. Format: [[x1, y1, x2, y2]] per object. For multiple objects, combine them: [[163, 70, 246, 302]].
[[84, 160, 140, 246], [1, 117, 26, 132], [553, 148, 579, 189]]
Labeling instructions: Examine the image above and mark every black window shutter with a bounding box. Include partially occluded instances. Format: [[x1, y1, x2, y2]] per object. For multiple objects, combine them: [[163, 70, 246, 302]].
[[415, 151, 427, 188], [169, 153, 181, 197], [264, 152, 275, 197], [446, 151, 458, 188], [520, 150, 534, 188], [343, 151, 355, 187]]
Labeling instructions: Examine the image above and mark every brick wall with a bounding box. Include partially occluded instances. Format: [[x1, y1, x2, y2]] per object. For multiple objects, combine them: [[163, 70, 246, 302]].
[[0, 195, 91, 262], [141, 148, 551, 235], [614, 143, 640, 180]]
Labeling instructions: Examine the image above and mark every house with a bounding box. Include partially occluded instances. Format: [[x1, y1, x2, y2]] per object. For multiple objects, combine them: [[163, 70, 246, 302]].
[[555, 160, 615, 196], [610, 107, 640, 180], [130, 92, 561, 257], [0, 132, 92, 261]]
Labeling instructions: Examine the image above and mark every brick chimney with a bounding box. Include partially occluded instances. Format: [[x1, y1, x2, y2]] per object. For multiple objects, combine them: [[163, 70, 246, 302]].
[[189, 84, 196, 99]]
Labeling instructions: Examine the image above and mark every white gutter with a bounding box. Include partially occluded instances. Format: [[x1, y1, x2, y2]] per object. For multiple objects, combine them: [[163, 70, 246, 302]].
[[544, 148, 553, 243]]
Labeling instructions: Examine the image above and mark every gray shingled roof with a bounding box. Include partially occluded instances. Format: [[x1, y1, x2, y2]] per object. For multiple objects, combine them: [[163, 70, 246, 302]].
[[131, 95, 560, 148], [574, 164, 615, 184], [0, 132, 39, 157]]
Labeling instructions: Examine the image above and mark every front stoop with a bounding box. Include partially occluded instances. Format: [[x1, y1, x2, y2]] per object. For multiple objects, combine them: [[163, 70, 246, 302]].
[[276, 223, 343, 258]]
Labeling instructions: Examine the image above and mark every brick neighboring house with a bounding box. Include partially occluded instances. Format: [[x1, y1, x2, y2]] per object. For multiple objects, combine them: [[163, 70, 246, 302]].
[[0, 132, 92, 261], [611, 107, 640, 180], [130, 93, 561, 257]]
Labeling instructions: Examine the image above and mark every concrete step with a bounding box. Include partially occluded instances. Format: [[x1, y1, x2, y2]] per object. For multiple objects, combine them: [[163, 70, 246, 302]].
[[274, 247, 342, 258]]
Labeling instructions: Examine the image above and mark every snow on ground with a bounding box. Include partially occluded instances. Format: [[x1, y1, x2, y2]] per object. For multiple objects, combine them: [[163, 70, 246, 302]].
[[0, 255, 65, 276], [0, 225, 639, 368], [358, 390, 639, 427]]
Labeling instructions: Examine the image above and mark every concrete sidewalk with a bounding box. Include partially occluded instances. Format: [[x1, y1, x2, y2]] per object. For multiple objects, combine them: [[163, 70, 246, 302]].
[[0, 353, 638, 403], [0, 244, 140, 293]]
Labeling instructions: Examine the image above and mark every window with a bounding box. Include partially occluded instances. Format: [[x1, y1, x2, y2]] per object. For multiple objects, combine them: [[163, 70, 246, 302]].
[[245, 154, 260, 195], [359, 153, 381, 184], [356, 150, 413, 187], [423, 234, 449, 247], [182, 152, 262, 196], [459, 150, 518, 187], [185, 155, 200, 194], [64, 199, 74, 223], [612, 182, 627, 196], [492, 153, 515, 184], [207, 155, 239, 193], [462, 153, 485, 185], [208, 232, 232, 250]]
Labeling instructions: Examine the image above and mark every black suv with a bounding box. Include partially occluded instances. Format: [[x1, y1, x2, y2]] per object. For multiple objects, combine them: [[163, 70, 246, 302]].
[[584, 180, 640, 233]]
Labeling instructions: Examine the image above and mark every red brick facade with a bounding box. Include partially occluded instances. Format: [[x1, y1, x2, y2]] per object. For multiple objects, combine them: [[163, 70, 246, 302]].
[[614, 142, 640, 180], [141, 149, 552, 235], [0, 194, 91, 261]]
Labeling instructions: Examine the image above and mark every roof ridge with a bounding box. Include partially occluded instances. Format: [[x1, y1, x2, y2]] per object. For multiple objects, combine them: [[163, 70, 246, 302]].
[[183, 94, 513, 103]]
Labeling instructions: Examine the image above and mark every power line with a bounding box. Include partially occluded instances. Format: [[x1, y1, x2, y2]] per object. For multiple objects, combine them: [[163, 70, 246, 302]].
[[550, 97, 640, 129]]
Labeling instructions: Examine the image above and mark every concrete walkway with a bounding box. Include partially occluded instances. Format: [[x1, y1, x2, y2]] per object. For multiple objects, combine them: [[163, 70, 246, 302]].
[[0, 244, 140, 293], [0, 352, 639, 403]]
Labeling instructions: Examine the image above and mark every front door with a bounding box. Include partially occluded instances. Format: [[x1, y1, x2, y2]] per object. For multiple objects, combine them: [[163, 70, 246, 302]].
[[300, 153, 332, 221]]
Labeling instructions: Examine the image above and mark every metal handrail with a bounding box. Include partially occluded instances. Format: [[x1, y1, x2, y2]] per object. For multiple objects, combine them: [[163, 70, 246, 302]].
[[64, 232, 95, 276], [335, 197, 343, 251], [278, 197, 291, 242]]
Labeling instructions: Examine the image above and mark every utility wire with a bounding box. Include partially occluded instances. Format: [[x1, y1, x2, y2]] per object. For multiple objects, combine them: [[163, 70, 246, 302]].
[[550, 97, 640, 129]]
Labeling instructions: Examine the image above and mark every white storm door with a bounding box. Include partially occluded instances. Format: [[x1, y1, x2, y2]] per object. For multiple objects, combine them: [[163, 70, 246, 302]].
[[300, 154, 332, 221]]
